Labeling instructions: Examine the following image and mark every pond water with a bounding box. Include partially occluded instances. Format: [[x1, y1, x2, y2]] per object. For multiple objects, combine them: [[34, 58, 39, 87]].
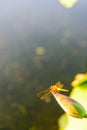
[[0, 0, 87, 130]]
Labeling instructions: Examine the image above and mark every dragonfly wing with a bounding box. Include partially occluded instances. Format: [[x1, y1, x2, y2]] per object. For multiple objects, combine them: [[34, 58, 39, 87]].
[[37, 88, 51, 103]]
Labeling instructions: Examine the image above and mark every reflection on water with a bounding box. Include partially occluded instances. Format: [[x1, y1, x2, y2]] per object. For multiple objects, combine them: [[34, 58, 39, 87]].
[[0, 0, 87, 130]]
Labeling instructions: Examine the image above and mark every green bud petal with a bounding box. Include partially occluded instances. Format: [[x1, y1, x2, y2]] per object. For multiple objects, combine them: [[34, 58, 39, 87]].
[[51, 92, 86, 118], [71, 73, 87, 87]]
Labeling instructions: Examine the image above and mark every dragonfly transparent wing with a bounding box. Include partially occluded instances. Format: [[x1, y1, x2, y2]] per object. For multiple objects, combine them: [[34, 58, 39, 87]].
[[37, 88, 51, 103]]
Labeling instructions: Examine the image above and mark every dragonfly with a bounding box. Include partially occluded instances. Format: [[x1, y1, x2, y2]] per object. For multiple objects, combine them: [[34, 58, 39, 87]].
[[37, 81, 87, 118], [37, 81, 68, 103]]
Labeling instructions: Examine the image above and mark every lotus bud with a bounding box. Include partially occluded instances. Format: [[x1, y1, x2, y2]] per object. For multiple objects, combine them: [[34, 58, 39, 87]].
[[51, 91, 87, 118]]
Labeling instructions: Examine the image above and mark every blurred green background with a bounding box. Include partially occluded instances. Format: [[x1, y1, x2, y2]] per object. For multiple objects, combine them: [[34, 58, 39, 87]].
[[0, 0, 87, 130]]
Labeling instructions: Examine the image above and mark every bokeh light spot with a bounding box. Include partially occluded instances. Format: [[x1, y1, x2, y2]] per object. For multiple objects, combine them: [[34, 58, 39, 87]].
[[59, 0, 78, 8], [35, 47, 45, 55]]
